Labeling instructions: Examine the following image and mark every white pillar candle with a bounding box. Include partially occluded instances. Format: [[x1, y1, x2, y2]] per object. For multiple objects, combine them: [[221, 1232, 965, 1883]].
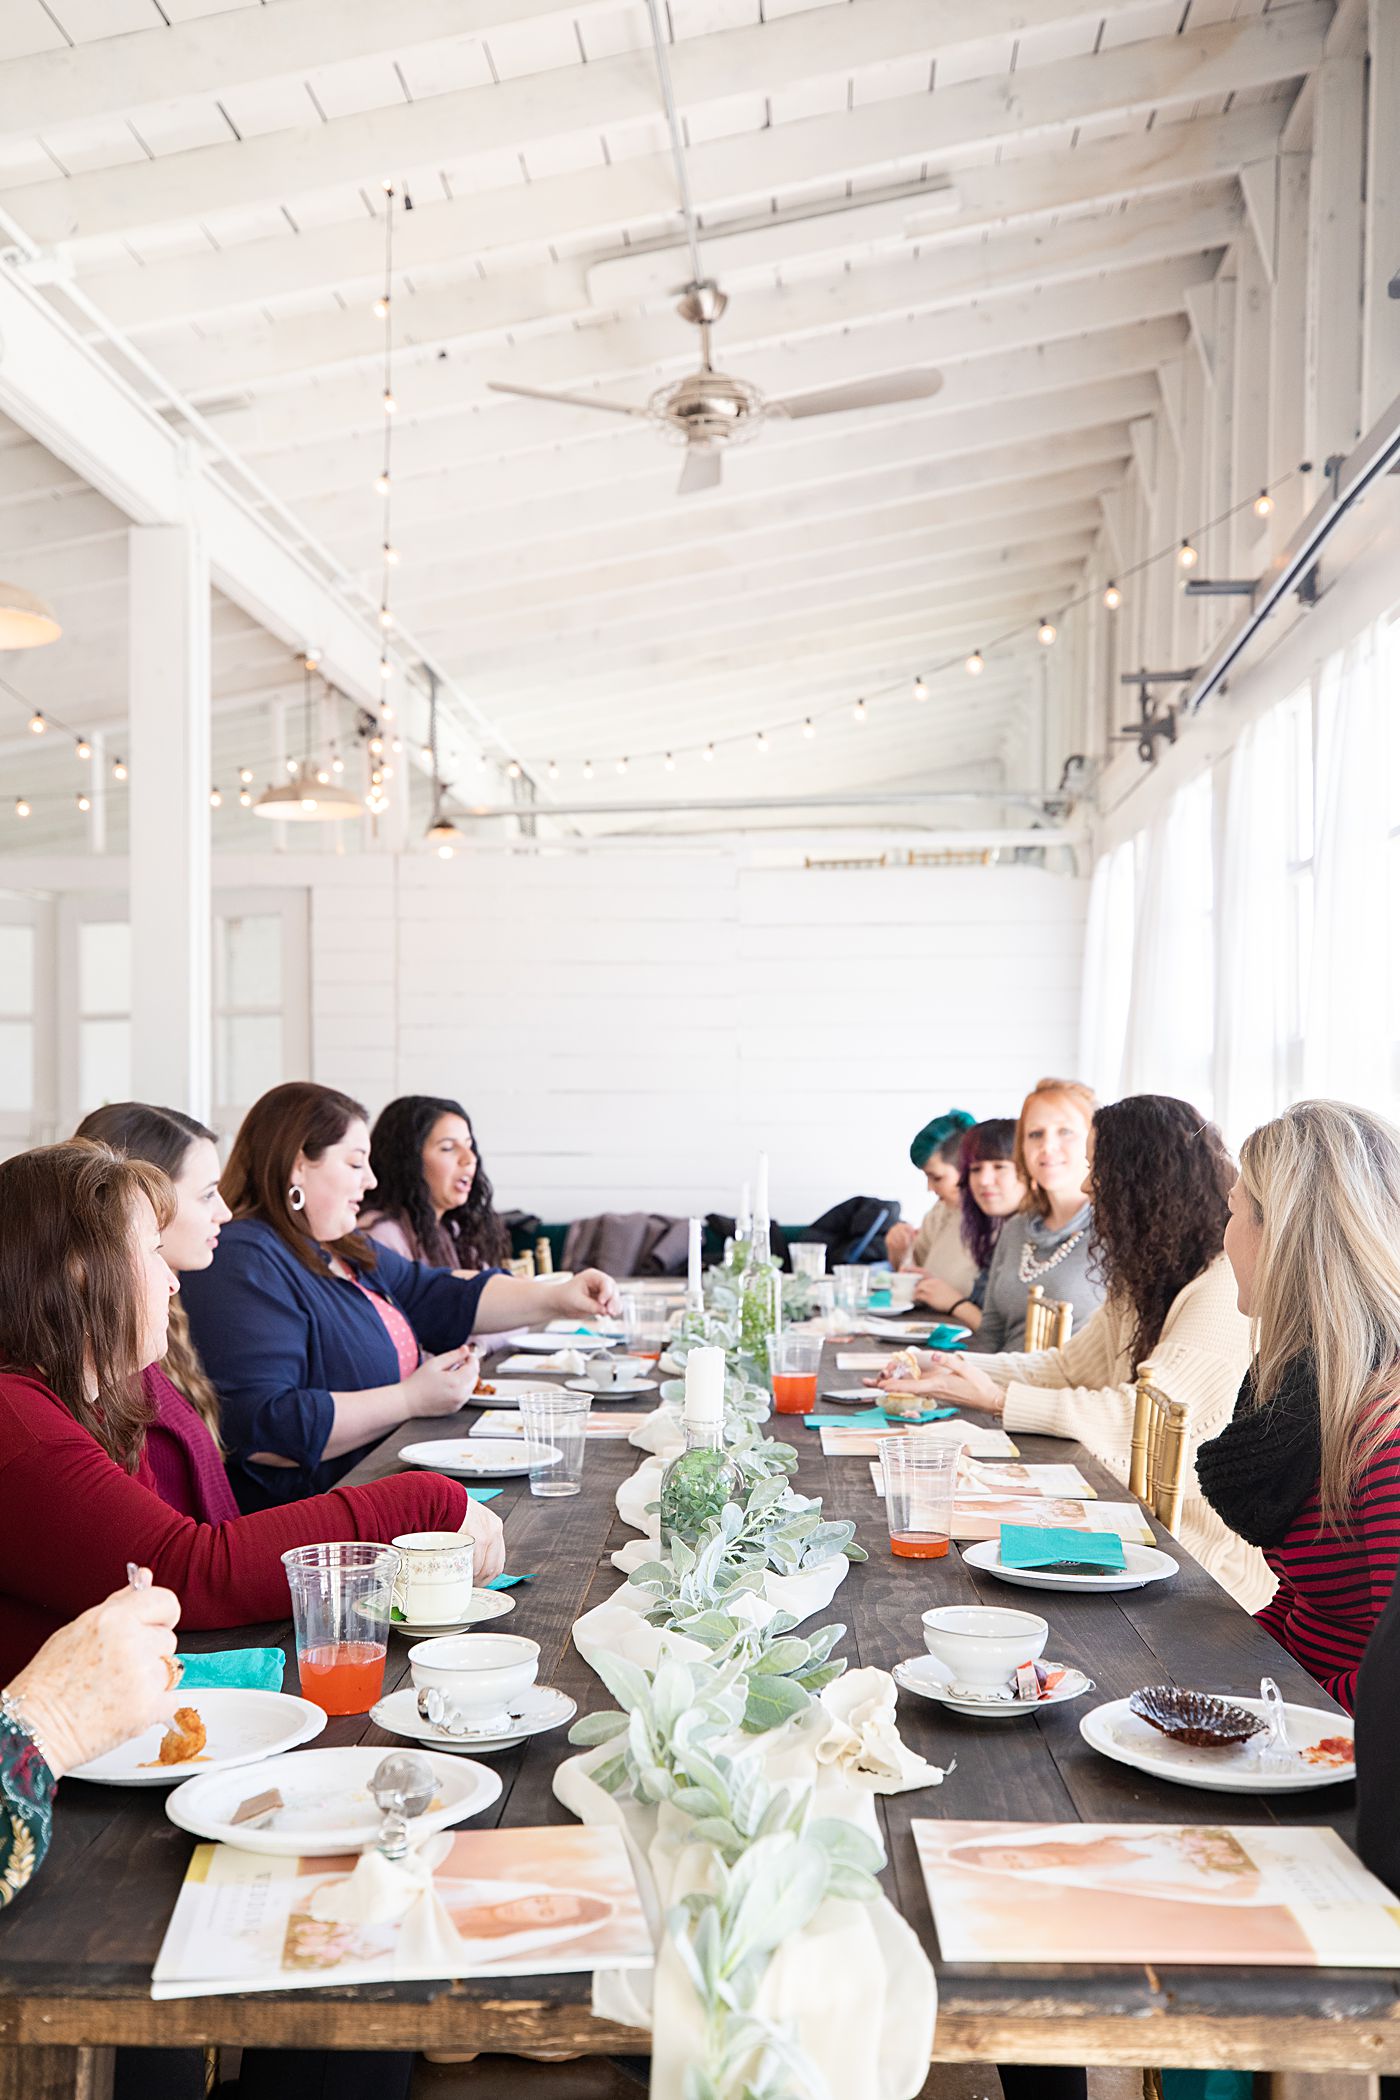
[[684, 1345, 726, 1425]]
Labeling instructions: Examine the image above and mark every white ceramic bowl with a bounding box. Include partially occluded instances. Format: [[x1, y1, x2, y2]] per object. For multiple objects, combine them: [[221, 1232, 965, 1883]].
[[408, 1632, 540, 1729], [921, 1604, 1049, 1689]]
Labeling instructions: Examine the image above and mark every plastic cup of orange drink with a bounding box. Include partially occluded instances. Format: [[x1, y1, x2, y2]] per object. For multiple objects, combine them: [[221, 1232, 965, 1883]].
[[282, 1541, 402, 1715]]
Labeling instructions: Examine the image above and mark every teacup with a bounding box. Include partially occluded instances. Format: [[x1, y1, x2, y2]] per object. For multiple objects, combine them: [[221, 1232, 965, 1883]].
[[392, 1531, 475, 1626], [409, 1632, 540, 1732], [887, 1272, 917, 1309], [611, 1356, 651, 1386], [586, 1356, 616, 1388], [921, 1605, 1049, 1690]]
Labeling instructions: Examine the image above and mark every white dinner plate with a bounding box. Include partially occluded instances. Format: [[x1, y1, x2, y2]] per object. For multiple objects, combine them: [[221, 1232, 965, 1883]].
[[371, 1684, 576, 1755], [500, 1332, 613, 1355], [564, 1377, 657, 1399], [165, 1744, 502, 1855], [389, 1588, 517, 1637], [894, 1655, 1094, 1718], [1080, 1696, 1356, 1792], [471, 1379, 570, 1403], [70, 1689, 327, 1788], [961, 1537, 1179, 1593], [398, 1436, 560, 1477]]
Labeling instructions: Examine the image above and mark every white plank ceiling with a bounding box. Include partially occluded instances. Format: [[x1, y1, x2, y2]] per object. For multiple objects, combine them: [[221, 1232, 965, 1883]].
[[0, 0, 1325, 845]]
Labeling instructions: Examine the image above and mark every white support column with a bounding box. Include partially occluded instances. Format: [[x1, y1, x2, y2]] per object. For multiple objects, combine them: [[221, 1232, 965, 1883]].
[[1363, 0, 1400, 426], [128, 525, 212, 1121], [1305, 37, 1367, 466], [87, 728, 107, 855], [1231, 229, 1272, 570], [1270, 153, 1311, 551]]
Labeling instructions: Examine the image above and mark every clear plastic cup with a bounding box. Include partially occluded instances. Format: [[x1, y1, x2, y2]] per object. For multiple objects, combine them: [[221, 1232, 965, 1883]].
[[282, 1541, 401, 1714], [833, 1264, 870, 1313], [518, 1391, 591, 1495], [878, 1437, 962, 1560], [790, 1243, 828, 1279], [769, 1330, 824, 1415]]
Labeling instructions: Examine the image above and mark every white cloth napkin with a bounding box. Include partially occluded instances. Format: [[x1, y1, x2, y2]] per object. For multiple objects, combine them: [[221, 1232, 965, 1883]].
[[306, 1834, 478, 1972], [628, 1407, 686, 1459], [616, 1454, 666, 1538]]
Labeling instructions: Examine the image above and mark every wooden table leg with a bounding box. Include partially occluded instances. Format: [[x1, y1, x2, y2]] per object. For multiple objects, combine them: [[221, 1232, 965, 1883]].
[[0, 2044, 113, 2099]]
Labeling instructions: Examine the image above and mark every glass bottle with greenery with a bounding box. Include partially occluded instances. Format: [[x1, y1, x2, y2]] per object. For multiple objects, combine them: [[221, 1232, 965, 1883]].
[[738, 1153, 782, 1372], [658, 1345, 744, 1553]]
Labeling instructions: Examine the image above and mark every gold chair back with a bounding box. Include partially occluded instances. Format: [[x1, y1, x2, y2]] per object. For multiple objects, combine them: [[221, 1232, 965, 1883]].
[[1023, 1282, 1074, 1353], [1128, 1362, 1190, 1534]]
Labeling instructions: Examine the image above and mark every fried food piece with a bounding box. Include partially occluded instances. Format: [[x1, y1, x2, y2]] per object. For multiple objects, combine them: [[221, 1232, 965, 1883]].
[[157, 1706, 207, 1765], [473, 1379, 496, 1396]]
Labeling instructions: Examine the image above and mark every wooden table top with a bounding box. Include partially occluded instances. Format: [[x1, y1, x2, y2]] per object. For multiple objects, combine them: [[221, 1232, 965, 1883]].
[[0, 1338, 1396, 2081]]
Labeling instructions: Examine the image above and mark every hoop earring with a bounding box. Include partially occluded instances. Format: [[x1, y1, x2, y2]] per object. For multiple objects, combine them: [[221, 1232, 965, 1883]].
[[288, 1184, 306, 1213]]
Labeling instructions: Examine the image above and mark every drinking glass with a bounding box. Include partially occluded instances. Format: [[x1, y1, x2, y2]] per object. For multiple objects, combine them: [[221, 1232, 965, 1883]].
[[833, 1264, 870, 1314], [519, 1391, 591, 1495], [790, 1242, 828, 1280], [769, 1331, 824, 1415], [282, 1541, 401, 1715], [878, 1438, 962, 1560]]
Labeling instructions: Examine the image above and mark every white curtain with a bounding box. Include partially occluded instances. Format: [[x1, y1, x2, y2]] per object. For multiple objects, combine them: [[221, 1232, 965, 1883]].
[[1122, 770, 1216, 1113], [1303, 622, 1394, 1109], [1214, 698, 1300, 1147], [1078, 837, 1137, 1101]]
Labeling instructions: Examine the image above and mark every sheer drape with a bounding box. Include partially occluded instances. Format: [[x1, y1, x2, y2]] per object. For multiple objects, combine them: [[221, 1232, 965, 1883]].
[[1078, 837, 1136, 1101], [1123, 772, 1215, 1110], [1214, 699, 1299, 1145]]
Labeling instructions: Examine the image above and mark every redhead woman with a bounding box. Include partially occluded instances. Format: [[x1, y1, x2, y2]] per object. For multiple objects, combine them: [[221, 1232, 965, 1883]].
[[911, 1117, 1026, 1332], [968, 1077, 1104, 1353], [0, 1141, 503, 1684], [362, 1095, 511, 1273], [76, 1103, 238, 1522], [879, 1096, 1268, 1609], [182, 1082, 618, 1507], [1197, 1101, 1400, 1710]]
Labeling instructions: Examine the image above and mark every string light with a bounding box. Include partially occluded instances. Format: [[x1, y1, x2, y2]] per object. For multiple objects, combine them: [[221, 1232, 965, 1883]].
[[703, 743, 715, 762], [1037, 617, 1057, 647], [331, 755, 345, 774], [14, 798, 29, 818], [76, 792, 90, 813], [372, 295, 389, 319], [912, 675, 928, 701], [239, 788, 252, 808], [27, 710, 45, 735], [304, 648, 322, 669], [755, 730, 769, 754], [1253, 489, 1273, 518], [506, 759, 522, 779], [379, 657, 393, 681], [368, 735, 384, 756], [239, 766, 254, 786], [112, 757, 128, 781], [582, 759, 594, 780], [803, 718, 815, 738], [1177, 538, 1199, 570], [616, 755, 629, 776], [852, 696, 867, 723], [1103, 581, 1122, 610], [664, 752, 676, 771], [965, 649, 985, 676], [547, 758, 559, 781], [209, 787, 223, 808], [382, 390, 397, 415], [374, 471, 390, 496], [383, 544, 400, 567], [379, 701, 395, 723], [75, 737, 91, 760]]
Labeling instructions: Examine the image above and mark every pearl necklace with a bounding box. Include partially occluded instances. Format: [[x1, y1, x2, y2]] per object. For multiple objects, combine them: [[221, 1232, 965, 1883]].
[[1018, 1225, 1086, 1283]]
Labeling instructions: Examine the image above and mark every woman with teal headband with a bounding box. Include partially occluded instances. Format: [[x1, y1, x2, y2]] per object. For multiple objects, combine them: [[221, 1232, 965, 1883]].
[[885, 1109, 979, 1299]]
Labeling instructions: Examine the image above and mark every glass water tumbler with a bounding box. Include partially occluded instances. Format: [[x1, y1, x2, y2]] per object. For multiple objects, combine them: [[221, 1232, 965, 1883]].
[[519, 1390, 591, 1495]]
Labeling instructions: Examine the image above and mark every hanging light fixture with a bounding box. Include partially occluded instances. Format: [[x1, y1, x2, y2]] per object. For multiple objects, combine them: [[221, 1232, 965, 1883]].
[[75, 737, 91, 760], [253, 662, 361, 821], [912, 675, 928, 701], [1037, 617, 1057, 647], [0, 584, 61, 649], [1253, 488, 1274, 518], [1177, 538, 1199, 571], [27, 710, 45, 736]]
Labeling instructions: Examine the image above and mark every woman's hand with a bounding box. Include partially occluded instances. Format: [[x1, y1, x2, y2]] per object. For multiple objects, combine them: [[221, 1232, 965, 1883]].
[[875, 1355, 1005, 1413], [551, 1269, 621, 1320], [5, 1580, 181, 1779], [884, 1221, 916, 1268], [403, 1347, 480, 1419], [457, 1498, 507, 1583], [913, 1275, 961, 1312]]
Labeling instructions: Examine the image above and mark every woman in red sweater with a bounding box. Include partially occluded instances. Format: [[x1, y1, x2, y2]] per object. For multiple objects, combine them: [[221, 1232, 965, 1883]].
[[0, 1140, 505, 1680], [1197, 1100, 1400, 1712]]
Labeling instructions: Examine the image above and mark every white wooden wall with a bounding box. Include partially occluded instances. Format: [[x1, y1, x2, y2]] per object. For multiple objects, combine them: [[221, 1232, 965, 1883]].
[[310, 851, 1086, 1225]]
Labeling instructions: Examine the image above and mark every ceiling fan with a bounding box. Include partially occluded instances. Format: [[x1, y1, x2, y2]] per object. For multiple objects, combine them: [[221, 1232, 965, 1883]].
[[487, 280, 942, 495]]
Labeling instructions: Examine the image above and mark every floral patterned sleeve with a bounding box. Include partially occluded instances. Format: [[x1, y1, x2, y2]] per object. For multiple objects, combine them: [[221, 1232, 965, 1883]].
[[0, 1715, 55, 1905]]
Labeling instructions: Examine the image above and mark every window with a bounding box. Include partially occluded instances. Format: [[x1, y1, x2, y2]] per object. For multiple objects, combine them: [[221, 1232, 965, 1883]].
[[75, 914, 131, 1116], [212, 890, 310, 1138]]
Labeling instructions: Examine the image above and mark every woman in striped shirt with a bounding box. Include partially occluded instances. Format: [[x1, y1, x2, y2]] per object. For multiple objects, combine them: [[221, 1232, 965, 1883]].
[[1197, 1100, 1400, 1713]]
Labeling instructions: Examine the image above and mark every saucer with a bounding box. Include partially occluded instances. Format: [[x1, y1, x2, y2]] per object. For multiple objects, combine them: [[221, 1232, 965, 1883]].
[[371, 1683, 576, 1754], [388, 1588, 516, 1637], [564, 1377, 657, 1398], [893, 1654, 1094, 1718]]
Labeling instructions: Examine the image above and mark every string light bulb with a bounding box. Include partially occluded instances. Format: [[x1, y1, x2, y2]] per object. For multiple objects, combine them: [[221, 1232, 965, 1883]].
[[1103, 581, 1122, 611], [75, 737, 91, 761], [372, 294, 390, 319], [1177, 538, 1198, 570], [304, 648, 322, 668], [368, 735, 384, 756], [373, 471, 390, 496], [27, 711, 45, 736], [663, 752, 675, 771], [1253, 488, 1273, 518], [378, 606, 394, 630], [331, 755, 345, 775], [703, 742, 715, 762], [379, 702, 395, 723], [803, 717, 815, 739], [383, 543, 400, 567], [379, 657, 393, 681], [239, 788, 252, 808], [209, 787, 223, 808], [582, 759, 594, 780], [755, 730, 769, 754], [616, 755, 629, 776], [506, 759, 522, 780], [965, 649, 985, 676], [112, 757, 128, 781], [239, 766, 254, 786], [1037, 617, 1057, 647], [852, 696, 867, 723], [547, 758, 559, 781], [14, 798, 29, 819], [76, 792, 90, 813], [382, 390, 397, 415], [420, 743, 434, 765], [912, 675, 928, 701]]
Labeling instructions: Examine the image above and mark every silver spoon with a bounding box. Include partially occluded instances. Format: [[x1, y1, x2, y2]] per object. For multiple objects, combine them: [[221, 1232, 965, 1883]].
[[1257, 1676, 1296, 1773], [369, 1751, 436, 1860]]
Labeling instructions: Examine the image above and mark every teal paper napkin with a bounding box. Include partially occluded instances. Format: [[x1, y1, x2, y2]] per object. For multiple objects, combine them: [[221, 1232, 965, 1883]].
[[925, 1324, 969, 1351], [178, 1648, 285, 1693], [466, 1486, 502, 1503], [999, 1523, 1126, 1572], [803, 1405, 958, 1429], [486, 1572, 537, 1590]]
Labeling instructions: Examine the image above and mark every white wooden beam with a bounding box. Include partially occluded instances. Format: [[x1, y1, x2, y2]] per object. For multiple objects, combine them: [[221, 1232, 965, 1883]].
[[73, 106, 1286, 336], [1270, 151, 1312, 548], [1231, 233, 1272, 569], [1362, 0, 1400, 427], [2, 4, 1328, 248], [143, 191, 1240, 401], [1305, 42, 1367, 463]]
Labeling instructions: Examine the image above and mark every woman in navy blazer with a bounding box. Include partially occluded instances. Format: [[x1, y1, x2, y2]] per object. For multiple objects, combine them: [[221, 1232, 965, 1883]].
[[182, 1082, 618, 1508]]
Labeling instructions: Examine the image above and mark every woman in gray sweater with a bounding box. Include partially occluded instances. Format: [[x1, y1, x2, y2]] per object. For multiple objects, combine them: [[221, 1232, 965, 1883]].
[[969, 1078, 1105, 1353]]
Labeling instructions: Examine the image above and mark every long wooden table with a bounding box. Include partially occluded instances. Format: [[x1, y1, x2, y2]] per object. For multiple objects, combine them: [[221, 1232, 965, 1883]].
[[0, 1338, 1395, 2095]]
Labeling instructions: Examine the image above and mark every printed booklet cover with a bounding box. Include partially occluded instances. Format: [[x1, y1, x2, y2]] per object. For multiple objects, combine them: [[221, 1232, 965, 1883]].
[[912, 1820, 1400, 1966], [152, 1824, 653, 1999], [471, 1409, 640, 1440]]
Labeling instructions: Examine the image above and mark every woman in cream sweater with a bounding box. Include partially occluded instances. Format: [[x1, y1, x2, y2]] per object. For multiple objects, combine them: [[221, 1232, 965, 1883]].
[[879, 1094, 1272, 1612]]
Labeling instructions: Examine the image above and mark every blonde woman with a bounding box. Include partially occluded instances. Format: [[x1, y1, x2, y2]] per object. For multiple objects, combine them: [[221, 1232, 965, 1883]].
[[967, 1077, 1104, 1353], [1197, 1101, 1400, 1712], [878, 1095, 1271, 1610]]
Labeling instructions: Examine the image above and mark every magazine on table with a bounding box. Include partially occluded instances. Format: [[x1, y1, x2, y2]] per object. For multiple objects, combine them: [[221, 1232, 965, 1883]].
[[912, 1820, 1400, 1966], [470, 1409, 641, 1440], [956, 1460, 1095, 1500], [946, 1496, 1153, 1545], [152, 1825, 652, 2000], [822, 1422, 1019, 1459]]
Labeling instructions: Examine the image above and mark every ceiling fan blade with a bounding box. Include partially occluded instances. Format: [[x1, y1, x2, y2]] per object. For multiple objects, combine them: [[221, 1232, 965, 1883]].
[[773, 370, 944, 421], [486, 380, 650, 419], [677, 447, 723, 496]]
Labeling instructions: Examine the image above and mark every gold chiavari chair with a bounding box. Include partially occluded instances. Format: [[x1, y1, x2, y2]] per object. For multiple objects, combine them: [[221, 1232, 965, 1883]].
[[1129, 1361, 1190, 1534], [1023, 1282, 1074, 1352]]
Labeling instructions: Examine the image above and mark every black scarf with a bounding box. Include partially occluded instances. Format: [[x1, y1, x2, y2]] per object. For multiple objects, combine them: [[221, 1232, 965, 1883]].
[[1194, 1354, 1322, 1549]]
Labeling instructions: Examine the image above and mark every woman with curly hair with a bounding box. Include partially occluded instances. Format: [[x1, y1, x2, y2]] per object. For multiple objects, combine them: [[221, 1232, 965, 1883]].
[[361, 1096, 511, 1273], [878, 1094, 1269, 1609]]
